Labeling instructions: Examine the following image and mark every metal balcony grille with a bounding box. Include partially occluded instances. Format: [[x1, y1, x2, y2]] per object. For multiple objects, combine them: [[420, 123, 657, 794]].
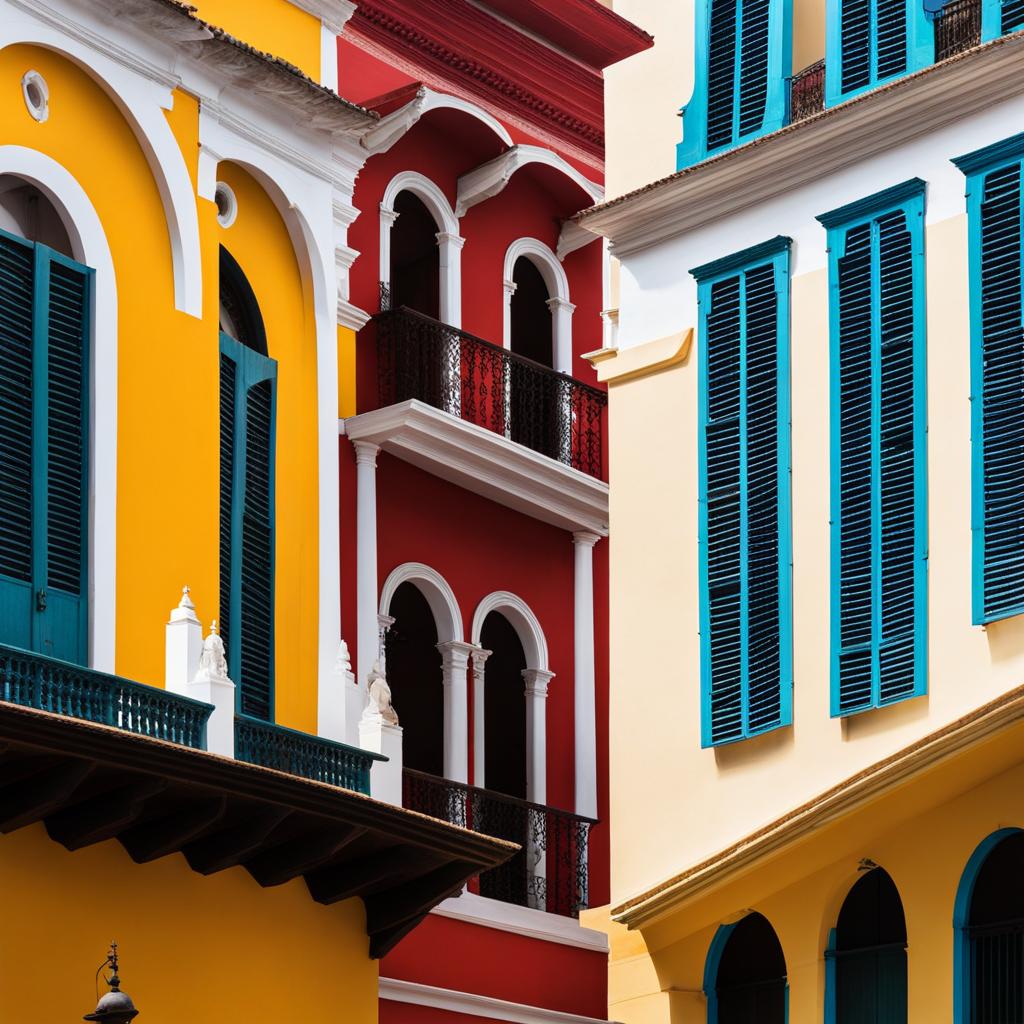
[[935, 0, 982, 61], [790, 60, 825, 122], [0, 644, 212, 749], [375, 303, 606, 479], [969, 919, 1024, 1023], [403, 768, 593, 918], [235, 714, 382, 795]]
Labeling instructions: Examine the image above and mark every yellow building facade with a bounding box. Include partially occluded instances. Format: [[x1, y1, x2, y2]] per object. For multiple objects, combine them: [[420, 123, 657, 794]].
[[583, 2, 1024, 1022]]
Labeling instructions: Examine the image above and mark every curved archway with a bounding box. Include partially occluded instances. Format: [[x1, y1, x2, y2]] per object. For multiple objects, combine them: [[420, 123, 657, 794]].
[[704, 912, 787, 1023], [503, 237, 572, 374], [471, 590, 548, 669], [0, 146, 117, 672], [380, 563, 464, 646], [954, 828, 1024, 1022], [826, 867, 907, 1023]]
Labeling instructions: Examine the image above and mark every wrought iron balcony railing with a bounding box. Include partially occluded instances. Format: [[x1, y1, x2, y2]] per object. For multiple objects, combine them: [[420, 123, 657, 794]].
[[402, 768, 593, 919], [935, 0, 981, 60], [235, 714, 383, 795], [0, 643, 212, 749], [790, 59, 825, 122], [374, 300, 606, 479]]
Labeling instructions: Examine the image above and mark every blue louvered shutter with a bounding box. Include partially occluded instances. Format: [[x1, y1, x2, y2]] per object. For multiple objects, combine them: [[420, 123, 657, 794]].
[[698, 244, 791, 746], [831, 200, 926, 714], [219, 333, 276, 720], [0, 228, 90, 664], [839, 0, 908, 97], [976, 161, 1024, 619], [1003, 0, 1024, 32], [706, 0, 772, 153]]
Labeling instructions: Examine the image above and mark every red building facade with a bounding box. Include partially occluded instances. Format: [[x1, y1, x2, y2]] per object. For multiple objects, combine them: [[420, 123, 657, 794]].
[[334, 4, 650, 1020]]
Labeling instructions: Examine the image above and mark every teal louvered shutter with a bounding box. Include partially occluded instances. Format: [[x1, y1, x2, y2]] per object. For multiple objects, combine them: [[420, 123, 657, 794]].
[[839, 0, 907, 94], [823, 184, 926, 716], [0, 228, 90, 664], [219, 333, 276, 720], [696, 239, 792, 746], [1003, 0, 1024, 32]]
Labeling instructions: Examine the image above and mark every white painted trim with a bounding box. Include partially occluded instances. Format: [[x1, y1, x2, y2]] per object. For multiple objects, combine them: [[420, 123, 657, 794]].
[[456, 145, 603, 219], [430, 890, 609, 952], [361, 86, 513, 157], [379, 978, 616, 1024], [343, 400, 609, 536], [503, 237, 573, 374], [0, 146, 117, 673], [556, 220, 598, 262], [379, 562, 465, 644], [471, 591, 549, 671], [353, 440, 380, 688], [573, 533, 599, 820], [291, 0, 357, 32], [319, 22, 338, 91]]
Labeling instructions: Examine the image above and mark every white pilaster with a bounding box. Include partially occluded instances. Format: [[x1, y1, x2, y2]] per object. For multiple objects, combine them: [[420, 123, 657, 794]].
[[438, 640, 474, 784], [437, 231, 465, 329], [359, 718, 404, 806], [501, 277, 517, 351], [188, 621, 236, 758], [470, 646, 491, 789], [319, 639, 356, 744], [523, 667, 554, 806], [377, 613, 396, 671], [165, 587, 203, 695], [547, 296, 576, 375], [354, 440, 380, 686], [379, 206, 399, 295], [573, 532, 599, 820]]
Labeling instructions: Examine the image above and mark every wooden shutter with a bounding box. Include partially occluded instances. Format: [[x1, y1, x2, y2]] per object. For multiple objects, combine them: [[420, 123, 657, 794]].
[[977, 162, 1024, 619], [1003, 0, 1024, 33], [738, 0, 771, 138], [220, 334, 276, 720], [840, 0, 907, 95], [875, 0, 908, 80], [0, 229, 90, 664], [833, 203, 924, 714], [707, 0, 739, 151], [700, 248, 790, 745], [840, 0, 872, 94]]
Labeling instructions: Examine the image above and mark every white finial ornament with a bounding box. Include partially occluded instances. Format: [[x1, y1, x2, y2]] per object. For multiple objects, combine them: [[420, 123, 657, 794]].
[[363, 661, 399, 725], [196, 620, 229, 681]]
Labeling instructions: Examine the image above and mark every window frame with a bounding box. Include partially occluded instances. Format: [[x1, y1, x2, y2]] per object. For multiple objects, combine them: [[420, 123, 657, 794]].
[[692, 235, 794, 748]]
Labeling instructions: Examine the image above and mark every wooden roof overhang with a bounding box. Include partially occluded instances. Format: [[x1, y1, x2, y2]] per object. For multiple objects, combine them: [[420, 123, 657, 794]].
[[0, 702, 515, 957]]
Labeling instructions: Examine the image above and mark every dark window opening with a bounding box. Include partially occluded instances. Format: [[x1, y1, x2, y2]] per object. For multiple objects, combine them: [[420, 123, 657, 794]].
[[510, 256, 554, 368], [391, 191, 440, 320], [219, 246, 267, 355], [481, 611, 528, 801], [714, 912, 787, 1024]]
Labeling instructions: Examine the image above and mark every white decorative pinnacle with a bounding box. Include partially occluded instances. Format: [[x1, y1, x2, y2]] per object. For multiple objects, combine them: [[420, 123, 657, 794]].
[[169, 584, 201, 625], [335, 638, 353, 676], [195, 620, 230, 682]]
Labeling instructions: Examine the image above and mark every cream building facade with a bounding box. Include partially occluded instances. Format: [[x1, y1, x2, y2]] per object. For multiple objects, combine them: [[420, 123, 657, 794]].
[[582, 1, 1024, 1021]]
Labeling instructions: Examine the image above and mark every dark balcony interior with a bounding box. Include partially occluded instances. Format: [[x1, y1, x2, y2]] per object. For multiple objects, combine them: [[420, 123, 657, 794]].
[[935, 0, 982, 60]]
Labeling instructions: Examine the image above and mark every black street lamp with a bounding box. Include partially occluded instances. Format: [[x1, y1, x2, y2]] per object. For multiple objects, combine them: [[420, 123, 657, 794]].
[[84, 943, 139, 1023]]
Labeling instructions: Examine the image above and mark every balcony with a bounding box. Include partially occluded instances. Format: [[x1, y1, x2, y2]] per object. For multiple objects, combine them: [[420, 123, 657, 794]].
[[790, 60, 825, 122], [403, 768, 593, 919], [374, 302, 606, 480], [935, 0, 982, 60]]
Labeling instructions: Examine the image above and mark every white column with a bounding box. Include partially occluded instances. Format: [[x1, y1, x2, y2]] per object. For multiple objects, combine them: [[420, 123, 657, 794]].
[[501, 277, 517, 349], [379, 206, 399, 301], [523, 667, 554, 806], [354, 440, 380, 687], [188, 622, 236, 759], [547, 296, 576, 375], [359, 715, 404, 806], [437, 640, 473, 784], [377, 613, 395, 672], [165, 587, 203, 695], [470, 647, 491, 789], [573, 532, 599, 820], [436, 231, 465, 329], [320, 639, 357, 745]]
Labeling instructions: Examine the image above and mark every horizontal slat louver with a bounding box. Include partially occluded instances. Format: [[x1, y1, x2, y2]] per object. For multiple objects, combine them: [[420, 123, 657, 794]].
[[875, 0, 908, 81], [46, 261, 88, 596], [219, 352, 236, 661], [738, 0, 770, 138], [708, 0, 739, 151], [0, 234, 34, 585], [239, 378, 274, 721], [978, 163, 1024, 619], [1003, 0, 1024, 33], [841, 0, 872, 94]]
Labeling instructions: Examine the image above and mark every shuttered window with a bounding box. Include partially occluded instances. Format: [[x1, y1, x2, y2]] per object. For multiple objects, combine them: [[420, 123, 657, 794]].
[[220, 332, 276, 720], [818, 181, 927, 716], [0, 228, 91, 665], [694, 237, 793, 747], [954, 136, 1024, 623], [1003, 0, 1024, 33]]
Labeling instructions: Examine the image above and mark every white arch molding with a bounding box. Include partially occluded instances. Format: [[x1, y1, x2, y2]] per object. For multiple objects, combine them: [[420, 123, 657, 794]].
[[379, 170, 463, 329], [471, 591, 552, 805], [0, 146, 117, 673], [379, 562, 470, 784], [502, 237, 574, 375]]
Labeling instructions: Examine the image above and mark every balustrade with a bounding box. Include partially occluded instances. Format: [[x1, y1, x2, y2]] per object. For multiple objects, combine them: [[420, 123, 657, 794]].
[[790, 60, 825, 122], [935, 0, 982, 60]]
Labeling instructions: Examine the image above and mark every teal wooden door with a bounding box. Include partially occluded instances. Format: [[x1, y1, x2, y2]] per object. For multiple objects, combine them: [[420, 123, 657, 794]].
[[0, 228, 91, 664], [219, 332, 276, 720], [836, 945, 908, 1023]]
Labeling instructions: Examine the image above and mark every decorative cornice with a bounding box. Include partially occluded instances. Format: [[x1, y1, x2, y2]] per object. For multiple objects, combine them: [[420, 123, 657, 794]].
[[556, 220, 599, 261], [577, 29, 1024, 257], [816, 178, 925, 229], [952, 129, 1024, 176], [585, 329, 693, 386], [289, 0, 357, 33], [690, 235, 792, 282], [337, 298, 371, 332]]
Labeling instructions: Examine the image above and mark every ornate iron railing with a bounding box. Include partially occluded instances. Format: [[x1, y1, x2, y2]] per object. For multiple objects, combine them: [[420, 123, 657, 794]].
[[235, 714, 383, 795], [375, 303, 606, 479], [403, 768, 593, 918], [790, 59, 825, 122], [935, 0, 981, 61], [0, 643, 212, 749]]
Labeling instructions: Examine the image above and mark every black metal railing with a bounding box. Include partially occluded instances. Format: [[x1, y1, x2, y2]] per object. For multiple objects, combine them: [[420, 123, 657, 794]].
[[935, 0, 982, 60], [403, 768, 593, 918], [375, 302, 606, 479], [235, 714, 383, 795], [790, 59, 825, 122], [0, 643, 212, 749]]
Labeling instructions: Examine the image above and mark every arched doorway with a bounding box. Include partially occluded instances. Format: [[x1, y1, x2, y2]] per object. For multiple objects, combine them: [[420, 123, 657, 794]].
[[0, 178, 90, 665], [385, 580, 445, 779], [706, 912, 787, 1023], [509, 255, 553, 368], [957, 829, 1024, 1022], [480, 611, 528, 800], [828, 868, 907, 1022], [390, 190, 440, 320]]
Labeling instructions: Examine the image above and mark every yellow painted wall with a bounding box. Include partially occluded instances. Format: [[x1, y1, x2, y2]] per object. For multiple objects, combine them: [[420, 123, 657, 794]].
[[339, 324, 357, 418], [190, 0, 322, 81], [0, 825, 376, 1021]]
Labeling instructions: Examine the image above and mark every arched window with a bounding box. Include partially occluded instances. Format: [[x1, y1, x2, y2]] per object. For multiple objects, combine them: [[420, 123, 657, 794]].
[[827, 868, 907, 1023], [955, 829, 1024, 1023], [0, 179, 90, 664], [705, 913, 787, 1023], [390, 190, 441, 320], [384, 581, 445, 778], [509, 256, 554, 368], [219, 246, 276, 720], [481, 611, 528, 800]]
